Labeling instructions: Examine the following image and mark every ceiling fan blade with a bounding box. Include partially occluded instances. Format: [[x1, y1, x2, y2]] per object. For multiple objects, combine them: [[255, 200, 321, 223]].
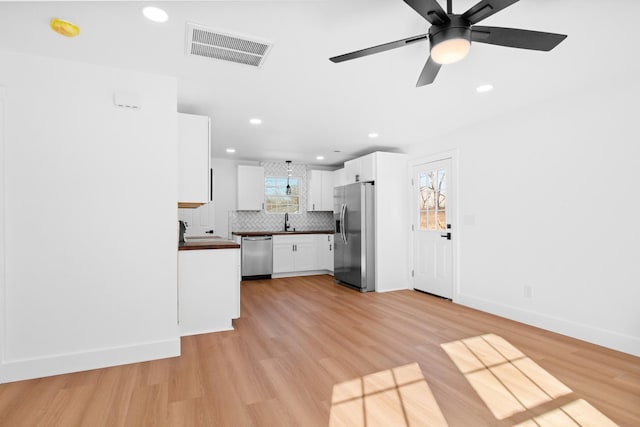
[[471, 26, 567, 51], [462, 0, 520, 25], [416, 56, 441, 87], [329, 34, 428, 63], [403, 0, 450, 25]]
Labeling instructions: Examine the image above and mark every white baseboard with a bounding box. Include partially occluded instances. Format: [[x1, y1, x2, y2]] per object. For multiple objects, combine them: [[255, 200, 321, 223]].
[[180, 325, 233, 337], [455, 293, 640, 357], [271, 270, 332, 279], [0, 338, 180, 384]]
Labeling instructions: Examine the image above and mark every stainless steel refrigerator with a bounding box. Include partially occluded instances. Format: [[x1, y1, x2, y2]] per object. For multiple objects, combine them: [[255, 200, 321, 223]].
[[334, 182, 375, 292]]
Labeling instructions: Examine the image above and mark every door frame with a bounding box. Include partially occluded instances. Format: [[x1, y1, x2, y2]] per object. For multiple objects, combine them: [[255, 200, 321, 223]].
[[0, 85, 6, 381], [408, 149, 460, 301]]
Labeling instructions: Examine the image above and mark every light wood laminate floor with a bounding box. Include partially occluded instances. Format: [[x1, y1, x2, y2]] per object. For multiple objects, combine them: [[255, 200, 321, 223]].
[[0, 275, 638, 426]]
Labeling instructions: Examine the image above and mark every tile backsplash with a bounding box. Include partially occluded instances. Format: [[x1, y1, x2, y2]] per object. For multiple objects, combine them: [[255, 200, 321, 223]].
[[229, 161, 334, 233]]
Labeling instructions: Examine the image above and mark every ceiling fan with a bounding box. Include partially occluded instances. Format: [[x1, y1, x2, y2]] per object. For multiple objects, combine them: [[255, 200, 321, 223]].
[[329, 0, 567, 87]]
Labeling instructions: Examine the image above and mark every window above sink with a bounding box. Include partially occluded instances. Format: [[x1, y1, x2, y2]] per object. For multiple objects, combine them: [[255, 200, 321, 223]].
[[265, 176, 300, 214]]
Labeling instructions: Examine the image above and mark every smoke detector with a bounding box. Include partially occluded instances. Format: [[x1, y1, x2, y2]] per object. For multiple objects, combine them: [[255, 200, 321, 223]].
[[185, 23, 273, 68]]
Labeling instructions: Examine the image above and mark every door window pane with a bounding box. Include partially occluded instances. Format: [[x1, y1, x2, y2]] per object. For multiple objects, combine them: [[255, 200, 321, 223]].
[[418, 169, 447, 230], [437, 169, 446, 230]]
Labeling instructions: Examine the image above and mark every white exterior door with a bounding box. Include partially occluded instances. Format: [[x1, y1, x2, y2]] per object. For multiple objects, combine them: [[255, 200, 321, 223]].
[[412, 159, 454, 298]]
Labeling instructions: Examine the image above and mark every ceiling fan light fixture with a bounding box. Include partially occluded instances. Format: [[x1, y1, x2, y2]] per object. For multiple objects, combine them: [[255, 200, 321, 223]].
[[431, 37, 471, 64], [429, 20, 472, 65]]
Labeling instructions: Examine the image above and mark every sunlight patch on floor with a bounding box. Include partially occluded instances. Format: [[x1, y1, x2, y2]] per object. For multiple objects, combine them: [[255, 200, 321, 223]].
[[441, 334, 618, 426], [329, 362, 448, 427], [514, 399, 620, 427]]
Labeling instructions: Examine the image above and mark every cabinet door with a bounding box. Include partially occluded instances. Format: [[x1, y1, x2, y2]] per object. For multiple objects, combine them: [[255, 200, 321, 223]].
[[333, 168, 346, 188], [344, 159, 360, 184], [307, 170, 323, 211], [308, 170, 334, 211], [359, 153, 377, 182], [178, 113, 211, 204], [327, 234, 334, 272], [320, 171, 334, 210], [293, 236, 317, 271], [316, 234, 333, 271], [272, 237, 295, 273], [237, 165, 264, 210]]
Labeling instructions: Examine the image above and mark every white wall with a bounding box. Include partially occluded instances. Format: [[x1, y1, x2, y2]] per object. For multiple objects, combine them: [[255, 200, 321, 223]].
[[211, 157, 247, 238], [0, 50, 180, 382], [406, 77, 640, 356]]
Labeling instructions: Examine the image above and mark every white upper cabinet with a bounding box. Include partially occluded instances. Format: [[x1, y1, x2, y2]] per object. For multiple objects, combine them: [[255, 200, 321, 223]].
[[237, 165, 264, 210], [178, 113, 211, 206], [333, 168, 346, 188], [307, 170, 334, 211], [344, 153, 376, 184]]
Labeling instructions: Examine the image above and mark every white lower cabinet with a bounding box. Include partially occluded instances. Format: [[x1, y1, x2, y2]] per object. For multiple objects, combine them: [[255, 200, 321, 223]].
[[178, 248, 240, 336], [272, 234, 318, 274], [318, 234, 334, 273]]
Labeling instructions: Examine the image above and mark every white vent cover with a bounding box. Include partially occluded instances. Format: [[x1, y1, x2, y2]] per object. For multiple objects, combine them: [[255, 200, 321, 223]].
[[186, 23, 273, 68]]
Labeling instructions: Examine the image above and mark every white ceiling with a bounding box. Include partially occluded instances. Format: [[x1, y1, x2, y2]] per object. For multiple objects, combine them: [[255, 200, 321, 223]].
[[1, 0, 638, 167]]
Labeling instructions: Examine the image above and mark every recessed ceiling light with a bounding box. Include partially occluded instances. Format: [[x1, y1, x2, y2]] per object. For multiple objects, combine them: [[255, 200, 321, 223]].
[[226, 148, 236, 153], [249, 118, 262, 125], [368, 133, 379, 138], [476, 84, 494, 93], [143, 6, 168, 23], [316, 156, 325, 160]]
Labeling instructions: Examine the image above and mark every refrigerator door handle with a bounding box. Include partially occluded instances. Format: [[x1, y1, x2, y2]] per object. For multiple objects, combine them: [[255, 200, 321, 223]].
[[341, 203, 348, 244], [339, 204, 343, 243]]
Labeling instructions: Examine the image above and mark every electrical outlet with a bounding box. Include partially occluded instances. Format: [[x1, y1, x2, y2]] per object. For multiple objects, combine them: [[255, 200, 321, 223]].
[[524, 285, 533, 299]]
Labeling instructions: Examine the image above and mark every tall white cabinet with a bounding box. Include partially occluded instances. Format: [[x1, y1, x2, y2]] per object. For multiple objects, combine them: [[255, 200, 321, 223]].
[[342, 152, 409, 292], [178, 113, 211, 206]]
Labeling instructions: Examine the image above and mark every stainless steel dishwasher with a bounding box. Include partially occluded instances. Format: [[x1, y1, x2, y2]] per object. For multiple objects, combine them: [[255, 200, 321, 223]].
[[241, 236, 273, 280]]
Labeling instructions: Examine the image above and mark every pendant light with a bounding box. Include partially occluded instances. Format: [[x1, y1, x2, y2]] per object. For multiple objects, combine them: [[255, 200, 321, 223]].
[[285, 160, 292, 195]]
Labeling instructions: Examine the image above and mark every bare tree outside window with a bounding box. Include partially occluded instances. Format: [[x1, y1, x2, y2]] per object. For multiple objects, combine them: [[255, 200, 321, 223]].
[[419, 169, 446, 230], [265, 176, 300, 213]]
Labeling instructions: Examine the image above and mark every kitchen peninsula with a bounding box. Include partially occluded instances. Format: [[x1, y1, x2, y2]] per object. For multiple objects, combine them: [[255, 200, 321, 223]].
[[178, 237, 240, 336]]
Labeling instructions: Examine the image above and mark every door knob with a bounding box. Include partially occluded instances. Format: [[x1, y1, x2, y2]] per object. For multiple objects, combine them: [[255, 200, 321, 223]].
[[440, 232, 451, 240]]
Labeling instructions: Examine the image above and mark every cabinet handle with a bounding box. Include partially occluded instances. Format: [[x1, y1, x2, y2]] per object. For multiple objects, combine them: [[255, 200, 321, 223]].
[[313, 203, 315, 210], [329, 244, 332, 251]]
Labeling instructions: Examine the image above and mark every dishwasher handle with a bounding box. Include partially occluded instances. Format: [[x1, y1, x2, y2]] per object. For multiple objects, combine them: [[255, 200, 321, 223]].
[[242, 236, 272, 241]]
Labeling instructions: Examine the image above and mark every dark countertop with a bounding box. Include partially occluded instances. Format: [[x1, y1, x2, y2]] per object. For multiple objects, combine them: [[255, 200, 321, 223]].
[[178, 238, 240, 251], [232, 230, 334, 237]]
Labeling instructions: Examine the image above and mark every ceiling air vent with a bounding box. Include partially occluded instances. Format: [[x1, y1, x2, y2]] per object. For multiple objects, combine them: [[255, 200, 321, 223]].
[[186, 23, 273, 68]]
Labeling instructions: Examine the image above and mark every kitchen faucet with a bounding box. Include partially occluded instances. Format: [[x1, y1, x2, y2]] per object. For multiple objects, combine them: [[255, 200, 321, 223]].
[[284, 212, 291, 231]]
